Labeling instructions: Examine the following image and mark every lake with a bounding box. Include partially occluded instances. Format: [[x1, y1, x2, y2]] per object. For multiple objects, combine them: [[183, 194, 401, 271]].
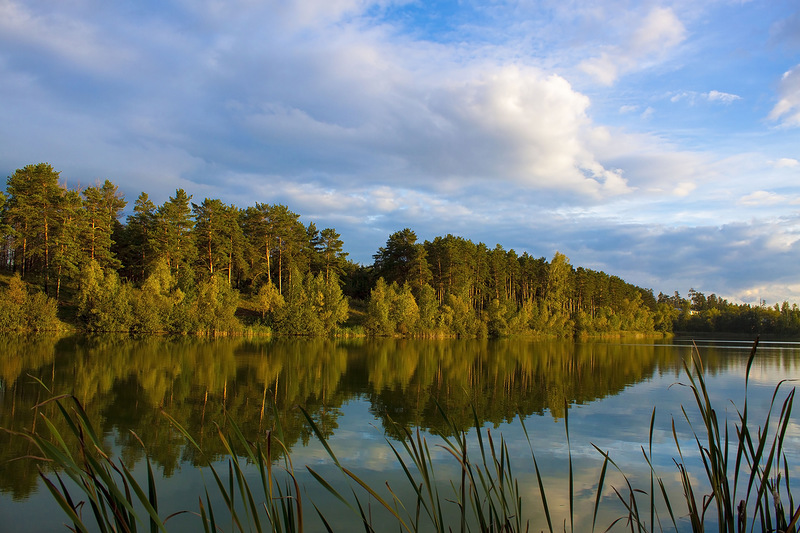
[[0, 335, 798, 532]]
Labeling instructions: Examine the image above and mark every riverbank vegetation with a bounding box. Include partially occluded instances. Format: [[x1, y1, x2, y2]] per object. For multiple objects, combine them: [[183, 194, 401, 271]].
[[2, 162, 798, 337]]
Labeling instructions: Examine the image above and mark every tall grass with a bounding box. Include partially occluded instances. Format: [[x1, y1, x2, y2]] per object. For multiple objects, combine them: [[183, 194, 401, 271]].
[[670, 339, 800, 532], [6, 339, 800, 532], [5, 378, 177, 533], [591, 339, 800, 532]]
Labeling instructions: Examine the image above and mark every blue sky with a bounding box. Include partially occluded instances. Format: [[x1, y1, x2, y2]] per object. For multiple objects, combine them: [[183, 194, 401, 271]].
[[1, 0, 799, 304]]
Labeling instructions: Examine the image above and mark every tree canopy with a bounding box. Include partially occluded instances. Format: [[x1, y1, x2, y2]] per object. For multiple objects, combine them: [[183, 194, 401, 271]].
[[2, 162, 794, 337]]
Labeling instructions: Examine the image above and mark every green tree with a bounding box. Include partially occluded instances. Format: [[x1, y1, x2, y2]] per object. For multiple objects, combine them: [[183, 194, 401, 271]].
[[441, 288, 479, 338], [310, 272, 349, 335], [119, 192, 157, 282], [4, 163, 63, 293], [365, 277, 394, 336], [318, 227, 348, 283], [542, 252, 573, 336], [275, 267, 322, 335], [192, 198, 244, 284], [270, 205, 308, 294], [192, 275, 240, 334], [390, 283, 420, 336], [76, 259, 133, 331], [51, 189, 83, 299], [131, 258, 184, 333], [416, 284, 439, 335], [254, 281, 285, 322], [373, 228, 432, 293], [80, 179, 127, 270], [152, 189, 195, 288], [0, 274, 61, 331], [243, 204, 308, 294]]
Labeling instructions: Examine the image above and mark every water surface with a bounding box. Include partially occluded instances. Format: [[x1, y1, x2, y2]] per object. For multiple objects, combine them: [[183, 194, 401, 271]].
[[0, 335, 797, 531]]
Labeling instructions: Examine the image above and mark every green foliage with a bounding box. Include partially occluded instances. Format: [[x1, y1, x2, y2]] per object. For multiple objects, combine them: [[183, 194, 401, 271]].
[[191, 275, 240, 335], [272, 269, 349, 336], [0, 274, 63, 331], [77, 260, 134, 332], [81, 179, 127, 270], [151, 189, 195, 286], [117, 191, 157, 283], [254, 281, 285, 322], [24, 291, 61, 332], [192, 198, 244, 284], [315, 272, 350, 335], [441, 289, 479, 338], [365, 277, 394, 336], [373, 228, 432, 293], [131, 258, 185, 333], [415, 284, 439, 333], [3, 163, 62, 293], [390, 283, 419, 335], [275, 267, 320, 335]]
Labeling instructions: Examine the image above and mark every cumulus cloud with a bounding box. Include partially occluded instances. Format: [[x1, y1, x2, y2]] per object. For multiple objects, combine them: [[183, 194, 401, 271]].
[[579, 7, 686, 85], [769, 64, 800, 127], [420, 67, 632, 196]]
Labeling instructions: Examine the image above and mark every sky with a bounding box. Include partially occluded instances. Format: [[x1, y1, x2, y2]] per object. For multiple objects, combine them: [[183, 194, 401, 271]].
[[1, 0, 799, 305]]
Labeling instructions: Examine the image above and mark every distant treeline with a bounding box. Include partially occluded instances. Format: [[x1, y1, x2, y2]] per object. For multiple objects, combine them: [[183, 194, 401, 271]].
[[1, 162, 798, 337]]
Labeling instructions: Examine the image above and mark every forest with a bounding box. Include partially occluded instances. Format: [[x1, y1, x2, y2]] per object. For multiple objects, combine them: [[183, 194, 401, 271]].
[[2, 162, 799, 337]]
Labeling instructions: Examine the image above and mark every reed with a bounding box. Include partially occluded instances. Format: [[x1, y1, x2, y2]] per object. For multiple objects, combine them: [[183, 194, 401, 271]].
[[6, 378, 178, 533], [591, 339, 800, 532], [666, 339, 800, 532]]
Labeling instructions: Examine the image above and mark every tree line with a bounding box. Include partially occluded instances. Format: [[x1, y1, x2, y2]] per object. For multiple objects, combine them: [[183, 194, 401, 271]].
[[1, 162, 796, 337]]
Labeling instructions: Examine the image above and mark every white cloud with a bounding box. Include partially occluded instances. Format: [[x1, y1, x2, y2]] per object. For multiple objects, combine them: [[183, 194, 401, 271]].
[[673, 181, 697, 197], [769, 64, 800, 127], [579, 53, 619, 86], [670, 90, 741, 105], [705, 90, 741, 104], [424, 66, 632, 197], [632, 7, 687, 56], [772, 158, 799, 168], [579, 7, 687, 85], [670, 91, 694, 104], [738, 190, 789, 206]]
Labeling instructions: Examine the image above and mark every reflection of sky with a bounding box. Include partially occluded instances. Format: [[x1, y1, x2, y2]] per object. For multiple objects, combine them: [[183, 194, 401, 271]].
[[285, 348, 800, 532]]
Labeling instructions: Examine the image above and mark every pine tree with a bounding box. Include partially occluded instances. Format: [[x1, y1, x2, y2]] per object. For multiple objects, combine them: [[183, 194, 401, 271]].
[[4, 163, 63, 293], [81, 179, 127, 271], [152, 189, 195, 288]]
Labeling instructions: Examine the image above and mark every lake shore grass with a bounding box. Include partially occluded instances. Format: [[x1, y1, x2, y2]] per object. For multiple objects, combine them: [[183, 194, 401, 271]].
[[7, 339, 799, 532]]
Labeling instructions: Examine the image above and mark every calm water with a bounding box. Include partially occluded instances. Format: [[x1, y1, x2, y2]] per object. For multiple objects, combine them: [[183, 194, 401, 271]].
[[0, 335, 798, 532]]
